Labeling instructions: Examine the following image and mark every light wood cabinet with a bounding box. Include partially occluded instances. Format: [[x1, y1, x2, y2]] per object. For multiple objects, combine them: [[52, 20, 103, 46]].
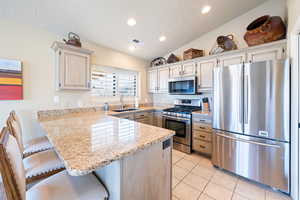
[[148, 69, 158, 93], [169, 64, 182, 78], [196, 58, 216, 92], [217, 52, 246, 67], [148, 67, 169, 93], [246, 44, 286, 63], [182, 62, 196, 76], [52, 42, 93, 90], [153, 111, 163, 127], [157, 67, 169, 93]]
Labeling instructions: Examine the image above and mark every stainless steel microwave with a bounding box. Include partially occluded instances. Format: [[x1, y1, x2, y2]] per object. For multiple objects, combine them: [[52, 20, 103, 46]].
[[168, 76, 197, 95]]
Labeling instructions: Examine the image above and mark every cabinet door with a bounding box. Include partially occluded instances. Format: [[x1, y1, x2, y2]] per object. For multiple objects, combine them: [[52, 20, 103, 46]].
[[197, 59, 216, 91], [157, 67, 169, 93], [218, 52, 246, 67], [247, 45, 285, 63], [169, 64, 182, 78], [154, 111, 163, 127], [60, 50, 90, 90], [182, 62, 196, 76], [148, 69, 158, 93]]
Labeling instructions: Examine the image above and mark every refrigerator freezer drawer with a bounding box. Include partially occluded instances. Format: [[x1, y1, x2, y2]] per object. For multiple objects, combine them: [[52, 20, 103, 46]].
[[212, 131, 290, 193]]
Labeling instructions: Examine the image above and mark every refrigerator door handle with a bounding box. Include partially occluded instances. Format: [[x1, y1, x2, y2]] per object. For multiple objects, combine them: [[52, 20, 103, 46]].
[[244, 74, 249, 125], [215, 132, 281, 148]]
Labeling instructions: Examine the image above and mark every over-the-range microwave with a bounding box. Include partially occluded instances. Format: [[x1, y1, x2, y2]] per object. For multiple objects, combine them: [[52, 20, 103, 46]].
[[168, 76, 197, 95]]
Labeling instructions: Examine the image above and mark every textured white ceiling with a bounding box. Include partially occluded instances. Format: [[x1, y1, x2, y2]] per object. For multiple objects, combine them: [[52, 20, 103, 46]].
[[1, 0, 267, 60]]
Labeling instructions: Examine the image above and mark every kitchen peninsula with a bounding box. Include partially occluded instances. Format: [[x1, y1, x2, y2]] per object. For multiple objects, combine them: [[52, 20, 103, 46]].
[[38, 108, 174, 200]]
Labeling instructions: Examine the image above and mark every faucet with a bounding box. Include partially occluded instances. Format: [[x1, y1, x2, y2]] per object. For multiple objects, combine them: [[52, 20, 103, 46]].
[[120, 95, 124, 110]]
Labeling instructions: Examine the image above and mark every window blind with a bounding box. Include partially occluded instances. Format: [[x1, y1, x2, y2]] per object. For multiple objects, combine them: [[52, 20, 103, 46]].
[[91, 67, 137, 97]]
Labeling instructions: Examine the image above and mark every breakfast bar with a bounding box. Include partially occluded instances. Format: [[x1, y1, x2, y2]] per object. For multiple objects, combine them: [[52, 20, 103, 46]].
[[38, 111, 174, 200]]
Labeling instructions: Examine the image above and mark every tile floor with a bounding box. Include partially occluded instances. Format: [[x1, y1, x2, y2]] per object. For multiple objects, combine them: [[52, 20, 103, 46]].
[[172, 149, 291, 200]]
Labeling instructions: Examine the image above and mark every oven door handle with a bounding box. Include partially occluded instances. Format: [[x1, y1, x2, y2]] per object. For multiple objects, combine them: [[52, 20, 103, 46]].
[[162, 115, 190, 123]]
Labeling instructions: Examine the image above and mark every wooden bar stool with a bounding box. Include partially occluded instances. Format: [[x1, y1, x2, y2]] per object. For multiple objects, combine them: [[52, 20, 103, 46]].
[[6, 115, 65, 184], [0, 127, 109, 200], [8, 111, 53, 158]]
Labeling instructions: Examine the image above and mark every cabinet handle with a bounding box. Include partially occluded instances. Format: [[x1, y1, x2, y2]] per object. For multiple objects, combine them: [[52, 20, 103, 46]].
[[199, 135, 205, 138], [199, 145, 206, 148]]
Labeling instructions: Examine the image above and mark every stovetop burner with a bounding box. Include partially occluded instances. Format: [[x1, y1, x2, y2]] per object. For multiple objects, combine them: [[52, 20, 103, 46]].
[[163, 105, 201, 114]]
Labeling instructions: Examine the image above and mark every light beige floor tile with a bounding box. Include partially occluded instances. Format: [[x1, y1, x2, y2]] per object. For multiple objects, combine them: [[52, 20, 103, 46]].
[[173, 182, 201, 200], [232, 193, 250, 200], [235, 179, 266, 200], [210, 170, 238, 190], [183, 153, 203, 164], [198, 193, 216, 200], [173, 154, 183, 164], [173, 149, 187, 158], [198, 157, 214, 169], [204, 182, 233, 200], [176, 158, 197, 171], [265, 190, 291, 200], [173, 165, 190, 180], [182, 173, 209, 192], [191, 164, 216, 180], [172, 177, 180, 189]]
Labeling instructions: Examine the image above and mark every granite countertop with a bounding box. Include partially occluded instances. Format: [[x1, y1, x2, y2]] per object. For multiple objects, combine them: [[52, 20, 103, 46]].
[[39, 111, 174, 176]]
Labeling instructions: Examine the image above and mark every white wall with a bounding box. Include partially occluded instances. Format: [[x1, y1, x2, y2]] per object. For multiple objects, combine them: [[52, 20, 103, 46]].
[[164, 0, 286, 60], [0, 20, 150, 142]]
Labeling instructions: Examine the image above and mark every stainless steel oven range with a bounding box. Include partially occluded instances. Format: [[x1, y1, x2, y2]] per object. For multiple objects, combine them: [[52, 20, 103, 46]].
[[162, 99, 201, 153]]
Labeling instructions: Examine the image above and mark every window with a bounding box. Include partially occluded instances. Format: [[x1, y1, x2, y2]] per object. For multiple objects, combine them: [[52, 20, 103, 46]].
[[91, 66, 137, 97]]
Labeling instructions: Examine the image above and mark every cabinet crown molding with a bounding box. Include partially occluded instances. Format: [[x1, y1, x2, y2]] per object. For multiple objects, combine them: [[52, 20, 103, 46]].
[[51, 41, 94, 55]]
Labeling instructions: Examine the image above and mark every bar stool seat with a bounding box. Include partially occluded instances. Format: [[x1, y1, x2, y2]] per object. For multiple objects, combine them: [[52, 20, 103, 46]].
[[24, 149, 65, 183], [7, 111, 53, 158], [23, 136, 53, 157], [0, 127, 109, 200], [26, 170, 109, 200]]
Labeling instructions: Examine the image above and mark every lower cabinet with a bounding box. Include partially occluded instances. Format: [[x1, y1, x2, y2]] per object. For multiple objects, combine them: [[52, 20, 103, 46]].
[[153, 111, 163, 127], [192, 116, 212, 155]]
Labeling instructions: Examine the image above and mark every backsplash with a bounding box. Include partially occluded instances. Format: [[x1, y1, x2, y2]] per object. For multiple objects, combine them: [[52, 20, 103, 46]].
[[151, 93, 212, 107]]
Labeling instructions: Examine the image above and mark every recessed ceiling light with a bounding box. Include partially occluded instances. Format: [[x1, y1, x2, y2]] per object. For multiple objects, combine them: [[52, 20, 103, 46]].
[[129, 45, 136, 51], [201, 5, 211, 14], [127, 18, 136, 26], [159, 36, 166, 42]]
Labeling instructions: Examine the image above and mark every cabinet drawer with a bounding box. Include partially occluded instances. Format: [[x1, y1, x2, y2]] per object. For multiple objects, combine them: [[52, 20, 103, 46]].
[[193, 130, 212, 142], [192, 139, 212, 154], [193, 122, 212, 132], [135, 112, 150, 118]]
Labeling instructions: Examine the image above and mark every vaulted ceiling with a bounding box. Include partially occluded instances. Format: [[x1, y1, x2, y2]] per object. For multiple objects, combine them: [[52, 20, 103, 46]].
[[1, 0, 267, 60]]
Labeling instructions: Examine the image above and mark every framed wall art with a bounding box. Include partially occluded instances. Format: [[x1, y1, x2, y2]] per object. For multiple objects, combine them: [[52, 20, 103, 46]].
[[0, 58, 23, 100]]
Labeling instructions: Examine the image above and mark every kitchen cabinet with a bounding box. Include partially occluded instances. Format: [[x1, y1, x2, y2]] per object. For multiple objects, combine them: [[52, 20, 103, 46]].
[[169, 64, 182, 78], [148, 67, 169, 93], [157, 68, 169, 93], [153, 111, 163, 127], [246, 43, 286, 63], [182, 62, 196, 76], [117, 113, 135, 120], [148, 69, 158, 93], [196, 58, 216, 92], [192, 114, 212, 155], [52, 42, 93, 90], [217, 52, 246, 67], [135, 111, 153, 125]]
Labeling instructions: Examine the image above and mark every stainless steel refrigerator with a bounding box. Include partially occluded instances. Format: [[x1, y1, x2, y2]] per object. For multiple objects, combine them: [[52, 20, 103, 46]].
[[212, 59, 290, 193]]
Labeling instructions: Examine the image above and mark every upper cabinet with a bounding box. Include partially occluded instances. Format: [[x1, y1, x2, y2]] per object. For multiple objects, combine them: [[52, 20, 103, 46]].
[[217, 52, 246, 67], [148, 67, 169, 93], [157, 67, 169, 93], [182, 62, 196, 76], [147, 40, 287, 94], [52, 42, 93, 90], [169, 62, 196, 78], [196, 58, 217, 92], [246, 42, 286, 63], [169, 64, 182, 78]]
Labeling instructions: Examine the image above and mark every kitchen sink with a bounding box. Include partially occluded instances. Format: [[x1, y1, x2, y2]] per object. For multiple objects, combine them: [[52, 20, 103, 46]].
[[112, 108, 139, 112]]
